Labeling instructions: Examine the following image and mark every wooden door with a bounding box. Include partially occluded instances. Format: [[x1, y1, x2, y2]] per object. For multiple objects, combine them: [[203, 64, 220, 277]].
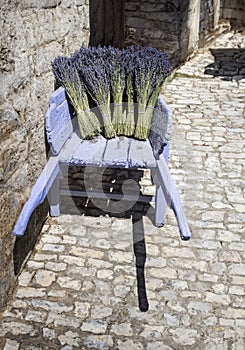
[[89, 0, 125, 48]]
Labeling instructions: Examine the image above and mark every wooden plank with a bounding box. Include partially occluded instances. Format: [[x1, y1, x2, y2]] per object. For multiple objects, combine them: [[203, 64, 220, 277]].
[[102, 136, 131, 167], [59, 132, 82, 163], [69, 135, 107, 166], [60, 189, 153, 203], [49, 178, 60, 217], [49, 86, 66, 106], [152, 140, 169, 226], [46, 100, 71, 135], [156, 154, 191, 240], [45, 103, 56, 134], [128, 138, 156, 168], [154, 185, 168, 227], [149, 95, 172, 157], [46, 99, 73, 155], [13, 156, 60, 236]]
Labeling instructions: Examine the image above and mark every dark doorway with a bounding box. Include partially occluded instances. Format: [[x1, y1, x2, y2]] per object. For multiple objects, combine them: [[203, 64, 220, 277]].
[[89, 0, 125, 48]]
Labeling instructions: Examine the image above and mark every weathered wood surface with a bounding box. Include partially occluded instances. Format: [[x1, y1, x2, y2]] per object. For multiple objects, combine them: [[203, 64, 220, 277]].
[[13, 156, 60, 236], [149, 95, 172, 157], [128, 138, 156, 168], [60, 134, 156, 168], [60, 189, 153, 203], [156, 154, 191, 240], [103, 136, 131, 167], [59, 132, 82, 162], [71, 135, 107, 166], [46, 87, 171, 165], [49, 86, 66, 106], [46, 87, 73, 156]]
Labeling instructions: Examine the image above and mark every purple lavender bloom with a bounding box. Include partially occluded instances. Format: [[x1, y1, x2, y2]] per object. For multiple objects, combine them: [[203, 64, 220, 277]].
[[79, 64, 116, 138], [52, 44, 172, 140], [52, 56, 101, 139], [121, 45, 172, 139]]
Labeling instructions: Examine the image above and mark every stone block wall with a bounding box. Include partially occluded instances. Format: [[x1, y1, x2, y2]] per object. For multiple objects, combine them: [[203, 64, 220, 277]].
[[125, 0, 244, 67], [199, 0, 221, 46], [221, 0, 245, 27], [0, 0, 89, 310], [125, 0, 184, 66], [124, 0, 210, 66]]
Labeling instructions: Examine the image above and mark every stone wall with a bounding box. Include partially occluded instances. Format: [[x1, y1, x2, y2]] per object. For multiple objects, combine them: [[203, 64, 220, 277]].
[[124, 0, 209, 67], [221, 0, 245, 27], [0, 0, 89, 310], [125, 0, 185, 66], [199, 0, 220, 46], [125, 0, 244, 67]]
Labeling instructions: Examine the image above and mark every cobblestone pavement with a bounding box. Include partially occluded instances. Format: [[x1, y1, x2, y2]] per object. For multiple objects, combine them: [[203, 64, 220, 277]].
[[0, 30, 245, 350]]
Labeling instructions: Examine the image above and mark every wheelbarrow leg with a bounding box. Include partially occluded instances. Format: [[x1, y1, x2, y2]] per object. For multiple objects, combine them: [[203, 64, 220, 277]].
[[153, 183, 168, 227], [13, 156, 60, 236], [155, 153, 191, 240], [152, 143, 169, 227], [49, 176, 61, 217]]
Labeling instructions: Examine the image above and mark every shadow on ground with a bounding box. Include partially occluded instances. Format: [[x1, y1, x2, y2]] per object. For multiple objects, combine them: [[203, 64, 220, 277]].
[[13, 199, 49, 276], [60, 166, 157, 312], [204, 48, 245, 80]]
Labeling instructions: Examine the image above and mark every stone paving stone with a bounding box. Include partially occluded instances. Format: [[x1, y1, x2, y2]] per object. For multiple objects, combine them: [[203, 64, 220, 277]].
[[118, 339, 144, 350], [83, 335, 113, 349], [47, 312, 80, 328], [25, 309, 47, 323], [3, 339, 20, 350], [16, 287, 46, 298], [35, 270, 56, 286], [1, 30, 245, 350], [17, 271, 34, 287], [58, 330, 80, 347], [81, 320, 108, 334], [146, 343, 173, 350]]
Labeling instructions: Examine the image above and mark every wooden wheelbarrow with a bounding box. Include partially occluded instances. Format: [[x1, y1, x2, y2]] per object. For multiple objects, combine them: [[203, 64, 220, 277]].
[[13, 87, 191, 240]]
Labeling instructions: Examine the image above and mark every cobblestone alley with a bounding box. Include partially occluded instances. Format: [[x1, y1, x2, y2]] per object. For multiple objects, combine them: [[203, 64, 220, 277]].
[[0, 30, 244, 350]]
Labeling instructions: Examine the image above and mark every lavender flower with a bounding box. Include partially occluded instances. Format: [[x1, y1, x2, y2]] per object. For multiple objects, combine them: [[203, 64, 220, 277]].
[[127, 45, 172, 139], [52, 56, 101, 139], [103, 46, 128, 135], [123, 50, 136, 136], [52, 44, 171, 140], [79, 64, 116, 138]]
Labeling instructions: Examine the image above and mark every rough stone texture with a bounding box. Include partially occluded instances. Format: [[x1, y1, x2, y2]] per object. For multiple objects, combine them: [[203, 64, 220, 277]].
[[0, 0, 89, 310], [205, 48, 245, 81], [221, 0, 245, 27], [125, 0, 185, 66], [199, 0, 220, 46], [0, 30, 244, 350], [125, 0, 244, 66]]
